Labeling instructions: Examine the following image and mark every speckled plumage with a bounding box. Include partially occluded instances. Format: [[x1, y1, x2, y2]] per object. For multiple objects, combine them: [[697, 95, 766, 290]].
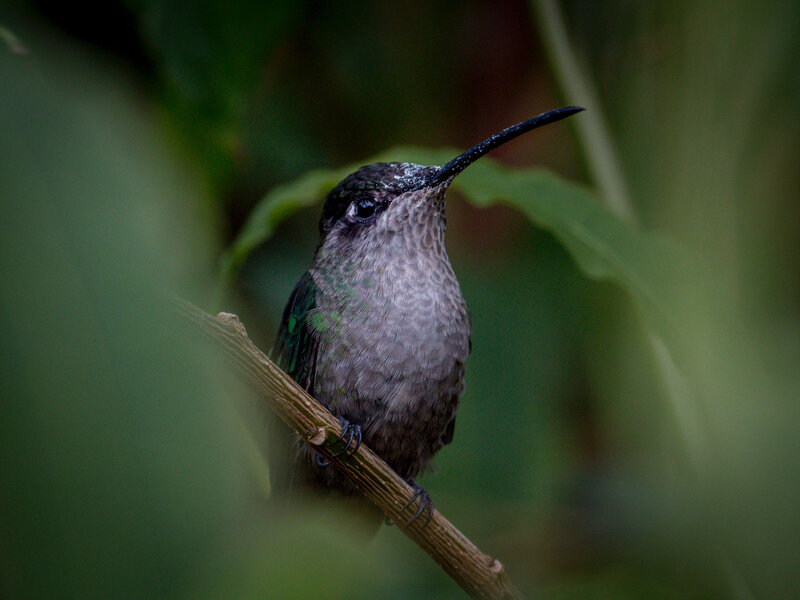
[[274, 162, 470, 494]]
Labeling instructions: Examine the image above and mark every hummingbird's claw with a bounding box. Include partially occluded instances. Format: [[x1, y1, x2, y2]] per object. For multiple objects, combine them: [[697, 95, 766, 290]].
[[332, 417, 362, 457], [403, 479, 434, 527]]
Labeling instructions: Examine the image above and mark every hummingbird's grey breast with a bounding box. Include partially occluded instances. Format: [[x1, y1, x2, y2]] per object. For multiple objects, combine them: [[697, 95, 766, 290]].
[[309, 179, 470, 487]]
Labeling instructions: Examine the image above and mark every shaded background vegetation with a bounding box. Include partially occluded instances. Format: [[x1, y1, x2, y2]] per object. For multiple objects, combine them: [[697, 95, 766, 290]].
[[2, 0, 799, 598]]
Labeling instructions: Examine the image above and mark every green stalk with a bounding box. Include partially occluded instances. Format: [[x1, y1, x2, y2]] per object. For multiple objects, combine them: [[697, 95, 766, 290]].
[[530, 4, 755, 597], [529, 0, 634, 223]]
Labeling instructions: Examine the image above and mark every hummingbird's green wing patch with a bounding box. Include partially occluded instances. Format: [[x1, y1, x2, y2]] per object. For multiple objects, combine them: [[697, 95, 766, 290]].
[[271, 270, 319, 393]]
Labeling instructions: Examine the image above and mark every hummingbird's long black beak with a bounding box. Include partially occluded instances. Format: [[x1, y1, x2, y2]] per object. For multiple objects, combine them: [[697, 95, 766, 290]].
[[431, 106, 584, 186]]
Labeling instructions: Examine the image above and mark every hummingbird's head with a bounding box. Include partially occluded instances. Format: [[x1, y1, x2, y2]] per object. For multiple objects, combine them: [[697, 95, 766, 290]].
[[318, 162, 441, 241], [316, 106, 584, 251]]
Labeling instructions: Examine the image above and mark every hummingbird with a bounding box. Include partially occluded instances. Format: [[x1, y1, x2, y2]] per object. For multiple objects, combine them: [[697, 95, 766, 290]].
[[272, 106, 583, 527]]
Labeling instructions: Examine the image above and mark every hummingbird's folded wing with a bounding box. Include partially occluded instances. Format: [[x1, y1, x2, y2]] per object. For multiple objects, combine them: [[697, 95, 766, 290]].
[[271, 270, 319, 394]]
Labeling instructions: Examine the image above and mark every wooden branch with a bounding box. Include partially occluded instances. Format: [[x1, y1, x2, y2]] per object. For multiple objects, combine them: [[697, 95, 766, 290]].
[[177, 299, 523, 600]]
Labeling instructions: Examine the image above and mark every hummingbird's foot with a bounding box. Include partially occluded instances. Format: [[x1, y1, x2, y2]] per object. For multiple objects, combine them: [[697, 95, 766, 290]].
[[403, 479, 435, 527], [331, 417, 362, 457], [315, 453, 330, 468]]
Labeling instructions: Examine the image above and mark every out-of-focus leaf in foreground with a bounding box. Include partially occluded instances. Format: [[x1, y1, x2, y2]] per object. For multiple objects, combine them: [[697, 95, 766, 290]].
[[0, 24, 241, 599]]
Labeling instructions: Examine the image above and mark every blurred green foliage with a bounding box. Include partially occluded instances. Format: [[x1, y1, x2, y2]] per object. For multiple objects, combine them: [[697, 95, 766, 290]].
[[2, 0, 800, 599]]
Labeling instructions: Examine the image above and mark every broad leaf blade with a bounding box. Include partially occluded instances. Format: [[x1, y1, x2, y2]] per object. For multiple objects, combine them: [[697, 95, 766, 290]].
[[225, 147, 697, 347]]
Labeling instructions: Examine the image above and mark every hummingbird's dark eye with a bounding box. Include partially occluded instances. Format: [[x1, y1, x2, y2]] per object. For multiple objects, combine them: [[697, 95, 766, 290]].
[[355, 197, 377, 220]]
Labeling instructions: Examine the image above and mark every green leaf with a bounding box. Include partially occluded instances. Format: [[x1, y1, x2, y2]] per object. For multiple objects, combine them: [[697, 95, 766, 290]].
[[222, 146, 697, 352], [445, 153, 699, 352]]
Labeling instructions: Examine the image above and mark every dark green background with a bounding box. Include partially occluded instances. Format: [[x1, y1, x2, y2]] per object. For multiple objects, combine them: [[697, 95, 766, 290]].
[[2, 1, 799, 598]]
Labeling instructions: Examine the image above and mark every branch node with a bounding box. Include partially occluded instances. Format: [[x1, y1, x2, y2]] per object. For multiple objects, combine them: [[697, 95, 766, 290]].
[[490, 559, 505, 575], [216, 311, 248, 336], [307, 426, 328, 445]]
